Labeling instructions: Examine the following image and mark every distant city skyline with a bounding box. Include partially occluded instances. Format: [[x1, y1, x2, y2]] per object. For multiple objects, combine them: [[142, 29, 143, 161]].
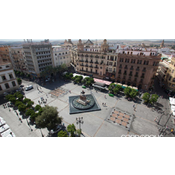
[[0, 39, 174, 42]]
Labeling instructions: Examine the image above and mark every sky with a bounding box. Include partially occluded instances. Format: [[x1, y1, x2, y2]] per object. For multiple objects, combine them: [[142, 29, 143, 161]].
[[0, 39, 174, 41]]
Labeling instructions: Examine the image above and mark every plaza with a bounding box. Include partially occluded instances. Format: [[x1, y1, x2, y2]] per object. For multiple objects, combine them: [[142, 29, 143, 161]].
[[1, 77, 170, 137]]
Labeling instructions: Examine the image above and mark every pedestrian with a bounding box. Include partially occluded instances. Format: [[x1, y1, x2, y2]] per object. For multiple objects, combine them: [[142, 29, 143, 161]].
[[9, 108, 11, 112]]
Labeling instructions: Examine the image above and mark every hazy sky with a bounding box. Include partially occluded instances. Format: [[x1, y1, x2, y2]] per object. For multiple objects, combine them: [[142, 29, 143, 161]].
[[0, 39, 174, 41]]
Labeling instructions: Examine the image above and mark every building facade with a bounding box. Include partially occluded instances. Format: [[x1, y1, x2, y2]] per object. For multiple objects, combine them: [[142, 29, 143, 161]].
[[0, 46, 11, 63], [23, 39, 54, 77], [9, 47, 27, 73], [0, 59, 19, 95], [52, 46, 71, 67], [116, 50, 161, 90], [72, 39, 161, 90], [164, 56, 175, 91]]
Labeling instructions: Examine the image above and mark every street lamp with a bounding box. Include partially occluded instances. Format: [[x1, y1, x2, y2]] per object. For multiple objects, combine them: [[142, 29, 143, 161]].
[[76, 117, 84, 137]]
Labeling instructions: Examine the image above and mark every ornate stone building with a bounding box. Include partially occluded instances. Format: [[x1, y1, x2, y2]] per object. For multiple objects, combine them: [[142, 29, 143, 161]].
[[71, 39, 161, 90], [116, 49, 161, 90], [164, 56, 175, 90]]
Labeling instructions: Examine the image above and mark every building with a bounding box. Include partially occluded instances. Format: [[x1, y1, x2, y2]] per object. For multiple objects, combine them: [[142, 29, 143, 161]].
[[72, 39, 161, 90], [160, 40, 165, 48], [9, 47, 27, 73], [157, 60, 169, 87], [0, 46, 11, 63], [23, 39, 54, 77], [0, 58, 19, 95], [164, 56, 175, 91], [116, 49, 161, 90], [52, 46, 71, 67]]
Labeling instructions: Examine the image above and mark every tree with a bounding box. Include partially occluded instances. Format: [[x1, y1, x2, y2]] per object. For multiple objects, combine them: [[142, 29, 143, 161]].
[[113, 87, 120, 95], [17, 78, 22, 85], [35, 106, 62, 131], [25, 109, 35, 117], [67, 124, 76, 137], [15, 100, 23, 107], [17, 94, 24, 101], [58, 130, 68, 137], [23, 98, 31, 104], [142, 92, 150, 103], [124, 87, 132, 97], [26, 101, 34, 108], [5, 94, 15, 101], [18, 104, 27, 113], [149, 94, 159, 104], [35, 105, 41, 111], [30, 112, 38, 122], [129, 89, 138, 99], [76, 129, 82, 137], [9, 97, 16, 104]]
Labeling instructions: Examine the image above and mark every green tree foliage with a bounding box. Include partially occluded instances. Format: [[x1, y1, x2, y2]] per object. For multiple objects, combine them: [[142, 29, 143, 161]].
[[57, 130, 68, 137], [26, 101, 34, 108], [23, 98, 31, 104], [9, 97, 16, 104], [15, 100, 23, 107], [149, 94, 159, 104], [124, 87, 132, 97], [35, 105, 41, 111], [17, 78, 22, 85], [30, 112, 38, 121], [17, 94, 24, 101], [25, 109, 35, 117], [5, 94, 15, 101], [67, 124, 76, 137], [18, 104, 27, 113], [38, 108, 43, 115], [76, 129, 82, 137], [35, 106, 62, 131], [113, 87, 120, 95], [142, 92, 150, 103], [129, 89, 138, 99]]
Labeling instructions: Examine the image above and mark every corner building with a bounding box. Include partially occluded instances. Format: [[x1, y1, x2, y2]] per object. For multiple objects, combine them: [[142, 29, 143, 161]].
[[73, 39, 161, 90]]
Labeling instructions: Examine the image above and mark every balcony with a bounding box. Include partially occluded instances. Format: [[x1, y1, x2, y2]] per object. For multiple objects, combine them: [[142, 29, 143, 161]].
[[136, 69, 140, 71], [135, 75, 138, 77], [85, 60, 88, 63], [80, 64, 84, 66], [130, 67, 134, 70], [118, 72, 121, 74], [95, 66, 99, 69], [124, 67, 128, 70], [142, 69, 146, 72], [95, 62, 99, 64], [85, 65, 88, 67], [141, 76, 145, 79], [124, 72, 127, 75], [129, 74, 132, 76], [79, 60, 84, 62], [89, 65, 93, 68], [90, 61, 93, 63]]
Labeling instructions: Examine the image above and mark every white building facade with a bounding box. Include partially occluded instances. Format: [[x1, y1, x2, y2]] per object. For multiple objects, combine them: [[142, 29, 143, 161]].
[[23, 39, 54, 77], [0, 61, 19, 95], [52, 46, 71, 67]]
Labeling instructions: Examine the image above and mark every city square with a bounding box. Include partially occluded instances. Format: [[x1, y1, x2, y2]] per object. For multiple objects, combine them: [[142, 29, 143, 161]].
[[1, 77, 169, 137]]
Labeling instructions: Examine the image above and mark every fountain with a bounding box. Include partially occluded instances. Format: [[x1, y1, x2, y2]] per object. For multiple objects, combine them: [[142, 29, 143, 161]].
[[69, 90, 101, 114]]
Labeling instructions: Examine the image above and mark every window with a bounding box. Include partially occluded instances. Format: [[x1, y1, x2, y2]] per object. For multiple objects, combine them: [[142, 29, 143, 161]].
[[5, 83, 9, 89], [12, 81, 16, 87], [173, 78, 175, 82], [2, 75, 6, 81], [0, 86, 2, 91], [9, 74, 13, 79]]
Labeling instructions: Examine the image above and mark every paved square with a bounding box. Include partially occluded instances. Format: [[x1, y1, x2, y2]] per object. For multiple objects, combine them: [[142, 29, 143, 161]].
[[0, 79, 163, 137]]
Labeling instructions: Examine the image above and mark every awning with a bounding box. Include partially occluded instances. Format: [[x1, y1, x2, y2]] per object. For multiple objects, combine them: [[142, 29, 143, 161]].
[[92, 84, 106, 89], [94, 78, 111, 86]]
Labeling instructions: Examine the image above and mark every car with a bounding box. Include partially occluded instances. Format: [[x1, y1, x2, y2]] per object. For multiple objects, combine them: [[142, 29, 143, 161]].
[[49, 125, 65, 135], [45, 78, 50, 82], [25, 85, 33, 91]]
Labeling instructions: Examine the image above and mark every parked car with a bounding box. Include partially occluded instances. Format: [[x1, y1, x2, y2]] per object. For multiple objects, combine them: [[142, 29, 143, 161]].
[[45, 78, 50, 82], [25, 85, 33, 91], [49, 125, 65, 135]]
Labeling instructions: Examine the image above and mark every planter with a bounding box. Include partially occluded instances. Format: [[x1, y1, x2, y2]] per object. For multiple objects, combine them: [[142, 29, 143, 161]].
[[109, 94, 114, 97]]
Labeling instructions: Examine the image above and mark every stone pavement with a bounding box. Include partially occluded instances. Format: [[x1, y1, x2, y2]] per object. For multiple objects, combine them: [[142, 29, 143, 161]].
[[0, 78, 169, 137]]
